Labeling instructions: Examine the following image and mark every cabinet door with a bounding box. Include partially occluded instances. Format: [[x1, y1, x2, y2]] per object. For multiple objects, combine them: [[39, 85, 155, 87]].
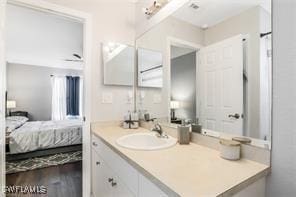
[[139, 174, 167, 197], [92, 135, 138, 195], [111, 175, 136, 197], [92, 148, 135, 197], [92, 150, 112, 197]]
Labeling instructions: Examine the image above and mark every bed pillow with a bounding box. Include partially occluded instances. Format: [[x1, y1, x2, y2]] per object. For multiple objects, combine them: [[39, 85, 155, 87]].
[[6, 116, 29, 132]]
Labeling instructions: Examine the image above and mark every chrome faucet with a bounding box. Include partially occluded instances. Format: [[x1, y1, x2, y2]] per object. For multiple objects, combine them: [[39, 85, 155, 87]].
[[152, 123, 167, 138]]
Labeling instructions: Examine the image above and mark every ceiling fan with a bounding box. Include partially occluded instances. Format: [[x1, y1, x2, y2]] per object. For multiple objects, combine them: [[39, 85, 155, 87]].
[[63, 53, 84, 62]]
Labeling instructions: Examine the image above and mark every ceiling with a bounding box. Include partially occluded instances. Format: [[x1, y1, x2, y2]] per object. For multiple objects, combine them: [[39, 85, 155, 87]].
[[6, 4, 83, 70], [172, 0, 271, 28], [171, 46, 195, 59]]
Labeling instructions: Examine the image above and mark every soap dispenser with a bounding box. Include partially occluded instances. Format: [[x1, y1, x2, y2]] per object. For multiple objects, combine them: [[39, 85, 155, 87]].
[[177, 120, 191, 144]]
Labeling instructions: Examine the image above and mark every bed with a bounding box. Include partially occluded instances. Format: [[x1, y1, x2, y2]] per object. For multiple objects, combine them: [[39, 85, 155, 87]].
[[6, 116, 83, 159]]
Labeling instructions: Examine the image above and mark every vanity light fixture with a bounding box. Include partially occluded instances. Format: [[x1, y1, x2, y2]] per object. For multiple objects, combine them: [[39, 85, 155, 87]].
[[189, 2, 199, 10], [143, 0, 170, 17], [104, 42, 124, 53], [202, 24, 209, 30]]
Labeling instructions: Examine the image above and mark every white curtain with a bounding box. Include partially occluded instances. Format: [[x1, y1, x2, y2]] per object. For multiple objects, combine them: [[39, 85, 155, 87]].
[[51, 76, 67, 121]]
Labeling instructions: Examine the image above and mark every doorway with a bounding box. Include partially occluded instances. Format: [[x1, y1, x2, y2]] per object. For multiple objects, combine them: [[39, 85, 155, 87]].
[[0, 1, 92, 196], [167, 37, 201, 124]]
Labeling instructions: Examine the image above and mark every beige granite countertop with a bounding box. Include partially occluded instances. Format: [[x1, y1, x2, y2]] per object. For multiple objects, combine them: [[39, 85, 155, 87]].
[[91, 125, 270, 197]]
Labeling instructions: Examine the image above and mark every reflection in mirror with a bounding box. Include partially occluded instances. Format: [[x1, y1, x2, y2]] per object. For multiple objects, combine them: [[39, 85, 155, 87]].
[[102, 42, 134, 86], [138, 48, 163, 88], [170, 45, 197, 124], [136, 0, 272, 148]]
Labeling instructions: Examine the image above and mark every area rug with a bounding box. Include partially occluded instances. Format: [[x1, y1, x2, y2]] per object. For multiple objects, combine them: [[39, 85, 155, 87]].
[[6, 151, 82, 174]]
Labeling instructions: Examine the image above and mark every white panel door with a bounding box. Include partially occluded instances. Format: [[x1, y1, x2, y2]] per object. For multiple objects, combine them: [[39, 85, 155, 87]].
[[200, 35, 243, 135]]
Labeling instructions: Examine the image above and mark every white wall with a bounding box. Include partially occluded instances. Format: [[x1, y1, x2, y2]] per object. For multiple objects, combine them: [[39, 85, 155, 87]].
[[43, 0, 136, 121], [7, 63, 82, 121], [266, 0, 296, 196], [6, 4, 83, 70], [136, 16, 204, 119]]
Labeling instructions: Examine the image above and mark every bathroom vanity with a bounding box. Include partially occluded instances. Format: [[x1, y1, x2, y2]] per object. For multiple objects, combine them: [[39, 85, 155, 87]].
[[91, 124, 270, 197], [94, 0, 272, 196]]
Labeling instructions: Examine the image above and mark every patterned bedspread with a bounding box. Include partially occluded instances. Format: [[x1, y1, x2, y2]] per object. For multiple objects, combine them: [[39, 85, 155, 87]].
[[8, 120, 83, 154]]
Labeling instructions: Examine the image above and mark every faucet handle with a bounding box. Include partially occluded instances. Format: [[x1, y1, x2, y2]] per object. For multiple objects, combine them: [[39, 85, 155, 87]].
[[152, 123, 168, 138]]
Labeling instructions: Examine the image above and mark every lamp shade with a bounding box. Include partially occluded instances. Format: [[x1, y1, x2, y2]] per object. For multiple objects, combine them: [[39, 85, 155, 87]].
[[7, 100, 16, 109], [170, 101, 180, 109]]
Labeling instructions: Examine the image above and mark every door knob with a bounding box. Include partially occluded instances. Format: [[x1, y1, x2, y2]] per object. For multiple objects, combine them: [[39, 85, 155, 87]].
[[108, 178, 113, 182], [111, 181, 117, 187], [228, 113, 240, 119]]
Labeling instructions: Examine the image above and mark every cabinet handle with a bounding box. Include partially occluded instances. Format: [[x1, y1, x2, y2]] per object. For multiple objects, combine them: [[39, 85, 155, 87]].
[[108, 178, 113, 182], [111, 181, 117, 187], [96, 161, 100, 165], [92, 142, 98, 146], [228, 113, 240, 119]]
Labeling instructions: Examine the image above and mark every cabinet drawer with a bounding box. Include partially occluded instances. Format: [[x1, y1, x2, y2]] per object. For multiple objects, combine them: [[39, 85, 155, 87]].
[[92, 134, 138, 196]]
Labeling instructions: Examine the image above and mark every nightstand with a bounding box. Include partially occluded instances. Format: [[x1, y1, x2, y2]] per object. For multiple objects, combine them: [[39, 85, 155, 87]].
[[171, 119, 182, 124]]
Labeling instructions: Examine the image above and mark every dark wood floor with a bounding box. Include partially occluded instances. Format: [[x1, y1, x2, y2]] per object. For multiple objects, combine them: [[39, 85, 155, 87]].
[[6, 161, 82, 197]]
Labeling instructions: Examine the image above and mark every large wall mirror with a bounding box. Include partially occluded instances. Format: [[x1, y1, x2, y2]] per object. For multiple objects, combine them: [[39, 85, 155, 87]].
[[136, 0, 272, 149], [102, 42, 134, 86]]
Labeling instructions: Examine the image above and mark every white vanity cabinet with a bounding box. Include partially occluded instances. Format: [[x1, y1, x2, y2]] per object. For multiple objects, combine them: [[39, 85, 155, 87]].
[[91, 134, 167, 197], [92, 140, 136, 197]]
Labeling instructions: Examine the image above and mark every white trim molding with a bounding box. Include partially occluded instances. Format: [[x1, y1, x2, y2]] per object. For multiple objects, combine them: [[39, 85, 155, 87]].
[[2, 1, 93, 196], [0, 0, 7, 195]]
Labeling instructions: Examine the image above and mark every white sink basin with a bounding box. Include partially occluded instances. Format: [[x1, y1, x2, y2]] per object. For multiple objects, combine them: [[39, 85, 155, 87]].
[[116, 132, 177, 151]]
